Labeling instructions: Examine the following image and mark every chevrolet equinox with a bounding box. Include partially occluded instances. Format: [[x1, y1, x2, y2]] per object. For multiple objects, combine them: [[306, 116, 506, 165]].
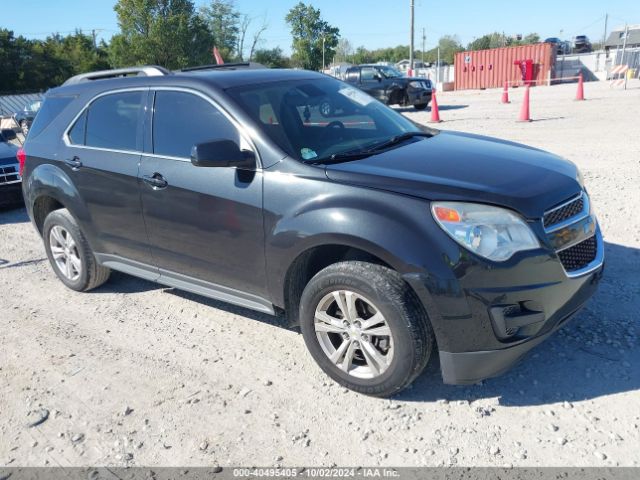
[[20, 64, 604, 396]]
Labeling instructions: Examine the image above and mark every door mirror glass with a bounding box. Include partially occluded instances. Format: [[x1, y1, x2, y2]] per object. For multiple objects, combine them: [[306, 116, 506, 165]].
[[191, 139, 254, 168]]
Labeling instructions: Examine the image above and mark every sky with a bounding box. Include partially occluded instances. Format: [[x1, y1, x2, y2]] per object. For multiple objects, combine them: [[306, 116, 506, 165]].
[[3, 0, 640, 54]]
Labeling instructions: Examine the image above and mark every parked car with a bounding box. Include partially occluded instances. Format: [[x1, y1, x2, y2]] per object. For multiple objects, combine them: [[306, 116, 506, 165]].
[[573, 35, 592, 53], [544, 37, 570, 55], [0, 128, 22, 206], [344, 64, 432, 110], [14, 99, 42, 135], [20, 65, 603, 397]]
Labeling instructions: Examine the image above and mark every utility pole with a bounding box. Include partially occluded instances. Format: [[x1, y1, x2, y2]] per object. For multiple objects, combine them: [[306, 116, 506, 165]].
[[602, 13, 608, 50], [421, 27, 426, 66], [621, 24, 629, 89], [322, 36, 325, 72], [436, 46, 440, 85], [409, 0, 415, 75], [91, 29, 97, 50]]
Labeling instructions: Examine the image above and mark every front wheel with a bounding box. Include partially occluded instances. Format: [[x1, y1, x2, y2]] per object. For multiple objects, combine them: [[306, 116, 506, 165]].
[[414, 102, 429, 110], [299, 261, 433, 397]]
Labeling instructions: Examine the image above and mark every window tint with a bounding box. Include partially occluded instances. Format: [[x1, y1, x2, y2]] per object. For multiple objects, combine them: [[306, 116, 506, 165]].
[[68, 110, 87, 145], [28, 96, 74, 139], [85, 91, 143, 151], [153, 91, 238, 158], [361, 67, 375, 80]]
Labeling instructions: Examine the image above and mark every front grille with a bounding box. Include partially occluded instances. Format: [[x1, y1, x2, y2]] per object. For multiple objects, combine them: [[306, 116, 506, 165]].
[[544, 195, 585, 229], [558, 235, 597, 272], [0, 165, 20, 184]]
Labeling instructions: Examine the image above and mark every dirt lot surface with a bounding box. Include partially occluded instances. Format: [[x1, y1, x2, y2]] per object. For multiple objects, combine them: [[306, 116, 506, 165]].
[[1, 80, 639, 468]]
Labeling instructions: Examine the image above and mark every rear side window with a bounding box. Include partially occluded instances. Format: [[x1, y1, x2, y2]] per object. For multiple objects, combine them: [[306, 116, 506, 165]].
[[68, 110, 87, 145], [28, 96, 74, 140], [152, 91, 238, 158], [84, 91, 144, 151]]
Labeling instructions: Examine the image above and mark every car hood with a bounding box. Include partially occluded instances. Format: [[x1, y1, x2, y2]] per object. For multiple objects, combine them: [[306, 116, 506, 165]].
[[0, 142, 19, 165], [324, 130, 581, 218]]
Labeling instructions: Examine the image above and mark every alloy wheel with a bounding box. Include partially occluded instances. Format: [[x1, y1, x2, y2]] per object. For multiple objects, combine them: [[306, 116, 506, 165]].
[[314, 290, 394, 379], [49, 225, 82, 281]]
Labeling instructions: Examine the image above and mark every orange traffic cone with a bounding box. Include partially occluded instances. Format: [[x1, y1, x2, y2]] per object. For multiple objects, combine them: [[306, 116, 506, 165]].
[[517, 85, 531, 122], [575, 72, 585, 101], [501, 81, 510, 103], [430, 89, 442, 123]]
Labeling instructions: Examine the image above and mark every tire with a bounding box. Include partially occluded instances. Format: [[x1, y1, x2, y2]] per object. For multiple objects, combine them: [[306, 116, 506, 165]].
[[299, 261, 433, 397], [414, 102, 429, 110], [319, 100, 333, 117], [43, 208, 110, 292]]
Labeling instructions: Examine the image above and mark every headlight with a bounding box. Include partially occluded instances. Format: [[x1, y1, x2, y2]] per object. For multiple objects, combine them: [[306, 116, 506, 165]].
[[409, 80, 425, 89], [431, 202, 540, 261]]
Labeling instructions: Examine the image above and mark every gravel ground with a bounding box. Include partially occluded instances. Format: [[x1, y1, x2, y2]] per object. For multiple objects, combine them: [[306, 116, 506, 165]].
[[1, 80, 639, 468]]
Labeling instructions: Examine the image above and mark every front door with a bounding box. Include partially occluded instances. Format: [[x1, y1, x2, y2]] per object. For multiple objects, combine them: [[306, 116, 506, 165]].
[[63, 89, 155, 271], [138, 89, 267, 299]]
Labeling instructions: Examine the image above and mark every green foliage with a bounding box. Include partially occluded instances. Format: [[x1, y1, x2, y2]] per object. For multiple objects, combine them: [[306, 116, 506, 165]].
[[285, 2, 339, 70], [466, 32, 541, 51], [253, 47, 289, 68], [0, 29, 109, 93], [109, 0, 212, 69], [199, 0, 240, 61]]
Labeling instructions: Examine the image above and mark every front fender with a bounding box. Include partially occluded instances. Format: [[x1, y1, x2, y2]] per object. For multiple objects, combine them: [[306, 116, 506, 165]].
[[263, 171, 469, 337]]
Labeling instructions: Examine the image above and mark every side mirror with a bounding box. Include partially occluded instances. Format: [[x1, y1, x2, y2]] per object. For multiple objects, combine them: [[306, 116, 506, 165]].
[[374, 73, 382, 81], [1, 129, 17, 142], [191, 139, 255, 168]]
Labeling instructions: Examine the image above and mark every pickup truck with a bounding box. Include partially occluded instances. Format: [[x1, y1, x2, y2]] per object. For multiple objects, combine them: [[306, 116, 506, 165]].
[[343, 65, 431, 111]]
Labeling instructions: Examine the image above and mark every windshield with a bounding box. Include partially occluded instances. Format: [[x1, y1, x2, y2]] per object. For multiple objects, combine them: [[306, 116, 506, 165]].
[[377, 66, 402, 78], [228, 77, 426, 162]]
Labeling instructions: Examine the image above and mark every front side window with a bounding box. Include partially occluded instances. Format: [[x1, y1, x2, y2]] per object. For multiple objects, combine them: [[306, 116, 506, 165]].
[[152, 91, 239, 158], [85, 91, 144, 151], [360, 67, 376, 81]]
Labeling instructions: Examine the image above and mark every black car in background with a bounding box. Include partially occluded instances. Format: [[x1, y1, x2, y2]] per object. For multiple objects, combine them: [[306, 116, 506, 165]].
[[344, 64, 432, 110], [20, 65, 603, 396], [573, 35, 592, 53], [14, 99, 42, 135], [0, 128, 22, 206]]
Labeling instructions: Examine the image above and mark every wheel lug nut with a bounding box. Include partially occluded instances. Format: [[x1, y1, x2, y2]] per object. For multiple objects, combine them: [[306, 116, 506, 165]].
[[342, 333, 349, 340], [342, 320, 349, 327]]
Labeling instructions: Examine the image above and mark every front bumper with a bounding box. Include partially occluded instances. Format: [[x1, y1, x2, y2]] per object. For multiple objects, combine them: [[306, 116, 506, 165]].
[[407, 89, 432, 106], [0, 161, 22, 206], [404, 224, 604, 385]]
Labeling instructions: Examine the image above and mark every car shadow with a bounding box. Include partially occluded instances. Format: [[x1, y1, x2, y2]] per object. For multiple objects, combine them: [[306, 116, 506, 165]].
[[397, 240, 639, 406], [393, 104, 469, 113], [0, 204, 28, 224]]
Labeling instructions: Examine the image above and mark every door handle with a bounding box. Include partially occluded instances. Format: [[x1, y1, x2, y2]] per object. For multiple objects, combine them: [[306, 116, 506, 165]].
[[142, 173, 168, 189], [65, 156, 82, 170]]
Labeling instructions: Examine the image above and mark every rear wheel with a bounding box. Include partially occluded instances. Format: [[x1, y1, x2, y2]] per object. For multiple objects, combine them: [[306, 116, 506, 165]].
[[43, 209, 110, 291], [299, 261, 433, 397]]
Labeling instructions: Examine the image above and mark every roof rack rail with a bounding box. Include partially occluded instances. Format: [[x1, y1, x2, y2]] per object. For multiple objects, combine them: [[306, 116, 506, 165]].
[[180, 62, 265, 72], [62, 66, 171, 86]]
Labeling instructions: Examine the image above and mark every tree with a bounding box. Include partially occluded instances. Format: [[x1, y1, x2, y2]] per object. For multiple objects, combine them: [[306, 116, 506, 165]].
[[335, 38, 353, 63], [253, 47, 289, 68], [109, 0, 212, 69], [199, 0, 240, 61], [285, 2, 339, 70]]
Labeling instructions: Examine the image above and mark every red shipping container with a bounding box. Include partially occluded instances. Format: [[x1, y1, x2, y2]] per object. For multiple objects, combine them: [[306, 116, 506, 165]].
[[454, 43, 556, 90]]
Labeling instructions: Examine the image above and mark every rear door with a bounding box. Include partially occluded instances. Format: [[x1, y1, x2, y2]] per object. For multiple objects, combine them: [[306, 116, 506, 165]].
[[138, 88, 267, 299], [359, 67, 386, 102], [63, 89, 156, 274]]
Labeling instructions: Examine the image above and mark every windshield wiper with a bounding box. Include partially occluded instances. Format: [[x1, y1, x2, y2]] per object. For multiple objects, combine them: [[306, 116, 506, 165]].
[[309, 149, 376, 165], [309, 131, 433, 165], [364, 131, 432, 153]]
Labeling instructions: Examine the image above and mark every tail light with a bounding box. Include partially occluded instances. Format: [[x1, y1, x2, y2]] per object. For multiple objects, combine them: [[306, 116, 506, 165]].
[[17, 148, 26, 176]]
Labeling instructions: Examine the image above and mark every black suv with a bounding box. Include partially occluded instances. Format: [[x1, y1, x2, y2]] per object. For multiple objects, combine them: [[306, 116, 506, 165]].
[[344, 64, 431, 110], [21, 64, 603, 397]]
